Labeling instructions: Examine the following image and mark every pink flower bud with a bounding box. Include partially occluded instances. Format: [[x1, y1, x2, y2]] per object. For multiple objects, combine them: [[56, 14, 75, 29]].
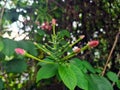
[[52, 18, 56, 25], [15, 48, 25, 55], [73, 47, 81, 53], [88, 40, 99, 47], [35, 21, 40, 26], [79, 35, 85, 39]]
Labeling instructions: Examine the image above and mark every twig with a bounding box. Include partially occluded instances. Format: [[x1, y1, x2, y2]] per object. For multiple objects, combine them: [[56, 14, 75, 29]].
[[101, 29, 120, 76], [0, 0, 7, 33]]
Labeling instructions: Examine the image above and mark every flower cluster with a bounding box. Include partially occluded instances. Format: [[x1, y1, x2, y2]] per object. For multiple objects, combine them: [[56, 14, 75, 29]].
[[36, 18, 57, 31], [15, 18, 99, 63], [41, 22, 52, 31]]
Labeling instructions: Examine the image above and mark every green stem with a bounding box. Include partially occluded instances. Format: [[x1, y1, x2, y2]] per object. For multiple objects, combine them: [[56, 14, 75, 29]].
[[70, 37, 82, 47], [62, 45, 89, 61], [59, 37, 83, 57], [34, 42, 51, 55], [45, 43, 53, 50], [62, 52, 76, 61], [34, 42, 57, 60], [53, 25, 56, 36], [25, 53, 54, 64], [58, 42, 70, 57], [52, 25, 57, 49]]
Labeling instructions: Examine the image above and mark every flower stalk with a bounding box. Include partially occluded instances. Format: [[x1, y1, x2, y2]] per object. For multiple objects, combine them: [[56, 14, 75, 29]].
[[70, 35, 85, 47], [15, 48, 54, 64], [25, 53, 54, 64], [34, 42, 57, 60]]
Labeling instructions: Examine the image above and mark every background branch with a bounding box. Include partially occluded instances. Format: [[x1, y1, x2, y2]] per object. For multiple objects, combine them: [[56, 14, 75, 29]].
[[0, 0, 7, 34], [101, 28, 120, 76]]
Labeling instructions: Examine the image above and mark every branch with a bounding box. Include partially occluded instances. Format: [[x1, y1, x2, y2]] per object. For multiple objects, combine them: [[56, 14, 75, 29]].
[[101, 29, 120, 76], [0, 0, 7, 33]]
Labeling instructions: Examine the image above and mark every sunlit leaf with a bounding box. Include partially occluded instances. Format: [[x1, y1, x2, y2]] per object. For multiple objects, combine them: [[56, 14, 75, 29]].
[[70, 64, 88, 90], [70, 58, 87, 73], [58, 64, 77, 90]]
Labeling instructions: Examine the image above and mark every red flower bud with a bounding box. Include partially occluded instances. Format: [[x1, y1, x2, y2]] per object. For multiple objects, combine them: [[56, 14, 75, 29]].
[[15, 48, 25, 55], [88, 40, 99, 47]]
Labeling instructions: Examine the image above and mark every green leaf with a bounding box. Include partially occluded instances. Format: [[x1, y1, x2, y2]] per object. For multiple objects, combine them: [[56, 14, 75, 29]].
[[4, 9, 19, 22], [16, 40, 38, 56], [117, 80, 120, 89], [16, 40, 29, 50], [106, 71, 118, 82], [2, 38, 17, 56], [36, 64, 58, 82], [58, 64, 77, 90], [82, 60, 95, 73], [86, 74, 113, 90], [85, 75, 97, 90], [26, 41, 38, 56], [70, 64, 88, 90], [37, 58, 53, 66], [37, 29, 45, 36], [0, 39, 4, 51], [0, 79, 4, 90], [0, 52, 5, 61], [70, 58, 87, 73], [4, 59, 27, 73], [58, 30, 70, 38]]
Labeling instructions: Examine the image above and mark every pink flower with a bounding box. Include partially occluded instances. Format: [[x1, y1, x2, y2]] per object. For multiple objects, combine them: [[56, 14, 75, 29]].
[[52, 18, 56, 25], [15, 48, 25, 55], [41, 22, 52, 31], [88, 40, 99, 47]]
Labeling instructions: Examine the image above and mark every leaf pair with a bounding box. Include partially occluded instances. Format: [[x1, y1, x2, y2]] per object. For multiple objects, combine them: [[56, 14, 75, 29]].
[[36, 58, 114, 90]]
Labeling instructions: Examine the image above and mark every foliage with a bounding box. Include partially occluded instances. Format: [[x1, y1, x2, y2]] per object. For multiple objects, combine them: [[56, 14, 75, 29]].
[[0, 0, 120, 90], [13, 19, 111, 90]]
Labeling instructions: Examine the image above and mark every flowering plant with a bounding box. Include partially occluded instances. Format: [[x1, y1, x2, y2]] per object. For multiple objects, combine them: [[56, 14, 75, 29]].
[[15, 19, 113, 90]]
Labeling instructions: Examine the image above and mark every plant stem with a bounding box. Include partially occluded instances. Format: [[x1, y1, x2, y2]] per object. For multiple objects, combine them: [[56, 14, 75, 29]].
[[34, 42, 52, 55], [34, 42, 57, 60], [25, 53, 54, 64], [58, 42, 70, 57], [101, 30, 120, 76], [53, 25, 56, 36], [52, 24, 57, 50], [59, 37, 84, 57], [0, 0, 6, 35], [70, 37, 83, 47], [62, 45, 89, 61]]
